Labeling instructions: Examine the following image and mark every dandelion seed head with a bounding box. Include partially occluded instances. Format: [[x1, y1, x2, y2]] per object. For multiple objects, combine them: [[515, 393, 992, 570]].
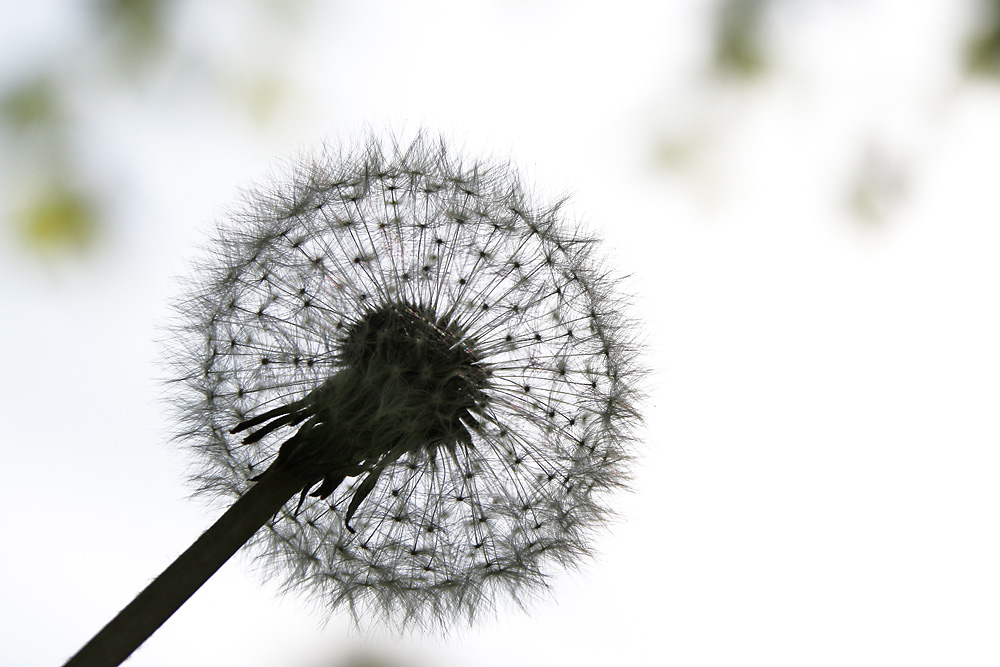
[[171, 133, 643, 630]]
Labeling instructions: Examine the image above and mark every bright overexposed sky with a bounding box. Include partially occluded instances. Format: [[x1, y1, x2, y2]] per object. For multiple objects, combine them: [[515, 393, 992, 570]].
[[2, 1, 1000, 665]]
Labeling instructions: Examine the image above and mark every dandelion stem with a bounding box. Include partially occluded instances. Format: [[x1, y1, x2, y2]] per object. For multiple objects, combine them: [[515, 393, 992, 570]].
[[63, 466, 307, 667]]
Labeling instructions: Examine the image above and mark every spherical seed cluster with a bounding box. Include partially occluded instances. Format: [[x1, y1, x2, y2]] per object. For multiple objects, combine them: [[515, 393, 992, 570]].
[[172, 135, 642, 629]]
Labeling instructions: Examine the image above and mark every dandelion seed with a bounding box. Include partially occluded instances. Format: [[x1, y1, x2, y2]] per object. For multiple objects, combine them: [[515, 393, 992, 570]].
[[64, 134, 642, 667]]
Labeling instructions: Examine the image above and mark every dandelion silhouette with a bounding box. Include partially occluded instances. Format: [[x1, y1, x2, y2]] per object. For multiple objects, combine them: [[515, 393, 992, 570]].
[[65, 135, 642, 666]]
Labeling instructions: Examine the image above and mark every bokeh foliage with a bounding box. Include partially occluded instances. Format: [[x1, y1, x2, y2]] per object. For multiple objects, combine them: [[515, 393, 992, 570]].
[[0, 0, 309, 260]]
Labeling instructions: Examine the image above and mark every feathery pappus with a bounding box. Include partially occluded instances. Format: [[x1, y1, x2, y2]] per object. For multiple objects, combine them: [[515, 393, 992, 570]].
[[171, 134, 643, 629]]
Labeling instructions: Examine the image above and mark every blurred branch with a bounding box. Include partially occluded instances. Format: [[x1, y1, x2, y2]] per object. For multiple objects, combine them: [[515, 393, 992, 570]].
[[847, 142, 909, 226]]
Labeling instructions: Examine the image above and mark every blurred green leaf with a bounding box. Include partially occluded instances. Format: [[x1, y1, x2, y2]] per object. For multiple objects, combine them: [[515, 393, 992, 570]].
[[232, 73, 291, 124], [967, 28, 1000, 76], [98, 0, 169, 65], [966, 0, 1000, 77], [1, 75, 60, 129], [17, 184, 101, 255], [715, 0, 768, 78]]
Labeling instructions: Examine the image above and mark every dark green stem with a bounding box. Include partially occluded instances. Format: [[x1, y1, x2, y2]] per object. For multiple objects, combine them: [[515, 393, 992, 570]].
[[63, 466, 306, 667]]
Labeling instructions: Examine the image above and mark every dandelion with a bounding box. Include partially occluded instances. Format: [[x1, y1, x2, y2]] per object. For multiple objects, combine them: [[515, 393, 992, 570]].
[[65, 134, 642, 666]]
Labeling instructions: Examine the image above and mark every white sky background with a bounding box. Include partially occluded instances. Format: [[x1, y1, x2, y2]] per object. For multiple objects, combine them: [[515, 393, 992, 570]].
[[2, 0, 1000, 665]]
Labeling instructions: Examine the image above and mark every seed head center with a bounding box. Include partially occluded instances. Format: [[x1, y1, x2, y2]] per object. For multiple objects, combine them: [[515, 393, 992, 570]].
[[335, 301, 490, 449]]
